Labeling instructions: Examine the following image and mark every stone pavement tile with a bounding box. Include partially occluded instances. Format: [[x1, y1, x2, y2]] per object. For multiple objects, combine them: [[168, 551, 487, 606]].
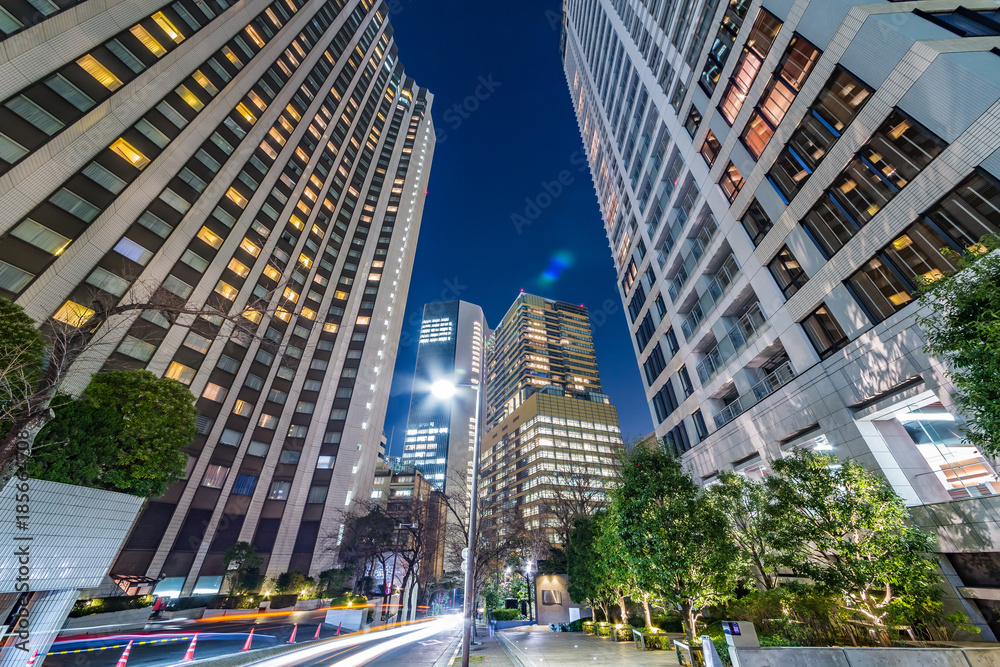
[[497, 625, 681, 666], [437, 625, 515, 666]]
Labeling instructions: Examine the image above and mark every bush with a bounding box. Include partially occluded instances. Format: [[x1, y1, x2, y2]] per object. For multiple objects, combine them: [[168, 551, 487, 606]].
[[651, 613, 684, 633], [490, 608, 521, 621], [69, 595, 154, 618], [329, 594, 367, 607], [565, 618, 585, 632], [166, 596, 214, 611], [207, 596, 260, 610]]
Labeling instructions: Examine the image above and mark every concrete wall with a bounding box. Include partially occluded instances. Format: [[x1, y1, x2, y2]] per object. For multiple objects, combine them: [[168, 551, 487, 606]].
[[61, 606, 153, 634], [534, 574, 587, 626]]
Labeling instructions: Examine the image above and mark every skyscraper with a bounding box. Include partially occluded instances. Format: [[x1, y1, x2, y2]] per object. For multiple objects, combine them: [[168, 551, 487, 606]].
[[401, 300, 489, 496], [0, 0, 434, 596], [481, 293, 622, 544], [562, 0, 1000, 636]]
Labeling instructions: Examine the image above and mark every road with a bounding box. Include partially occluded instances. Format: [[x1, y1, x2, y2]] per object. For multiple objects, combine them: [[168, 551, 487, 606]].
[[43, 614, 460, 667]]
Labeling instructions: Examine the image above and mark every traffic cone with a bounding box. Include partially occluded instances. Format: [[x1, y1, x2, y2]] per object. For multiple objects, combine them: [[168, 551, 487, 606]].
[[116, 641, 134, 667], [313, 623, 322, 640], [25, 650, 39, 667], [180, 634, 198, 662], [335, 621, 342, 636], [241, 627, 255, 651], [287, 624, 297, 644]]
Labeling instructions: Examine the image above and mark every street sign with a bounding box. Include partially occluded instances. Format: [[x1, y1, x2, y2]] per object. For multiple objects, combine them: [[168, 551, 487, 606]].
[[460, 559, 468, 573]]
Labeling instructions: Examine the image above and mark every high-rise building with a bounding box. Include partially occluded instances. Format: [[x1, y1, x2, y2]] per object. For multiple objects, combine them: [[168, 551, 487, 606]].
[[481, 293, 623, 544], [0, 0, 434, 597], [562, 0, 1000, 636], [401, 301, 489, 497]]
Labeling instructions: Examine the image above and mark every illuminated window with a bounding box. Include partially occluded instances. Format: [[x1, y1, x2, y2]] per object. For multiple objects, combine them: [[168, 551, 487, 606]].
[[176, 84, 204, 111], [289, 215, 304, 230], [215, 280, 238, 300], [222, 46, 242, 67], [236, 103, 256, 123], [11, 219, 70, 255], [333, 290, 348, 300], [202, 382, 228, 402], [245, 25, 265, 47], [242, 308, 262, 323], [356, 316, 370, 325], [285, 104, 301, 121], [151, 11, 183, 42], [227, 258, 249, 278], [240, 238, 260, 256], [367, 273, 381, 282], [258, 413, 278, 429], [283, 287, 299, 302], [323, 322, 339, 333], [298, 253, 312, 267], [192, 70, 218, 96], [52, 300, 94, 326], [110, 138, 150, 169], [165, 361, 196, 385], [76, 54, 123, 90], [300, 307, 316, 320], [226, 188, 248, 208], [233, 399, 254, 416], [130, 25, 167, 57], [248, 91, 266, 111], [197, 226, 223, 249], [275, 307, 291, 322]]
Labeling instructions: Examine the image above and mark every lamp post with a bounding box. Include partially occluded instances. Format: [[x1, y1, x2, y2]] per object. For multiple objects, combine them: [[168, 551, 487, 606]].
[[523, 561, 533, 624]]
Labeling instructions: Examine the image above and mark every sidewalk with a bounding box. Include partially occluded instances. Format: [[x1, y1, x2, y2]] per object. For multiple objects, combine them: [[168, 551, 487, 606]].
[[434, 622, 515, 666], [495, 625, 682, 666]]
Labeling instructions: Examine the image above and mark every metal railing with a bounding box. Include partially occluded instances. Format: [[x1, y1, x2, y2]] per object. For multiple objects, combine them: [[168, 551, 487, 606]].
[[667, 217, 719, 302], [680, 254, 741, 340], [713, 360, 796, 428], [695, 303, 769, 384], [655, 207, 690, 269]]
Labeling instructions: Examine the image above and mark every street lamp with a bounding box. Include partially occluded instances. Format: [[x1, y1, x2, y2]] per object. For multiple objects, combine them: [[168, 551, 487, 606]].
[[427, 377, 483, 667]]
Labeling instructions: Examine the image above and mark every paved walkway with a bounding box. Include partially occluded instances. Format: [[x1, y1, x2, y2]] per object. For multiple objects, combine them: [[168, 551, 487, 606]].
[[434, 623, 515, 666], [496, 625, 682, 666]]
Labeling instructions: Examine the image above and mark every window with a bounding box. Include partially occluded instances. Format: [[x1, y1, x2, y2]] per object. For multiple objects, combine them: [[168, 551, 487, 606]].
[[195, 415, 213, 435], [643, 344, 667, 385], [295, 401, 315, 414], [313, 455, 335, 470], [85, 267, 129, 296], [52, 300, 94, 326], [684, 107, 702, 137], [801, 304, 848, 359], [767, 69, 873, 202], [247, 440, 268, 457], [306, 485, 328, 503], [740, 200, 773, 246], [139, 211, 172, 237], [279, 449, 301, 464], [214, 280, 238, 301], [130, 24, 167, 56], [219, 428, 242, 446], [718, 10, 783, 124], [741, 36, 822, 159], [258, 413, 278, 429], [635, 312, 655, 350], [110, 138, 150, 169], [233, 399, 253, 416], [117, 335, 156, 361], [652, 378, 680, 423], [202, 382, 227, 402], [720, 162, 745, 202], [47, 74, 95, 111], [232, 474, 258, 496], [165, 361, 196, 385], [183, 331, 212, 354], [197, 226, 223, 249], [268, 480, 291, 500], [201, 464, 229, 488], [51, 189, 99, 222], [267, 388, 287, 404], [693, 410, 709, 441], [11, 219, 70, 255], [287, 424, 308, 438], [679, 366, 695, 397], [76, 54, 123, 90], [769, 246, 809, 299], [699, 130, 721, 167]]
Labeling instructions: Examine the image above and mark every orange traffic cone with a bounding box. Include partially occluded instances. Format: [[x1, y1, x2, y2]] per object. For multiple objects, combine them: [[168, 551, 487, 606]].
[[313, 623, 322, 640], [287, 624, 297, 644], [335, 621, 342, 636], [25, 649, 40, 667], [180, 633, 198, 662], [241, 627, 255, 651], [116, 640, 134, 667]]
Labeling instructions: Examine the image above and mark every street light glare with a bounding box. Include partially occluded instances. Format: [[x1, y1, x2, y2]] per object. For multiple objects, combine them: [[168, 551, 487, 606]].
[[430, 379, 456, 400]]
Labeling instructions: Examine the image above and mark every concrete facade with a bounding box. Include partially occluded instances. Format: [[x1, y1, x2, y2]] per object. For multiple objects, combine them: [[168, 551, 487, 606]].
[[562, 0, 1000, 638]]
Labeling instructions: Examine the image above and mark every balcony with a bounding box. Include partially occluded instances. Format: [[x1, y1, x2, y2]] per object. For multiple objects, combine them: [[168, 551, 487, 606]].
[[680, 254, 741, 340], [695, 303, 769, 384], [667, 216, 719, 302], [713, 360, 796, 428]]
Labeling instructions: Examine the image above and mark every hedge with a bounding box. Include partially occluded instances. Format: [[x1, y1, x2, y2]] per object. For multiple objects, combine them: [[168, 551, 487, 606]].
[[69, 595, 154, 618]]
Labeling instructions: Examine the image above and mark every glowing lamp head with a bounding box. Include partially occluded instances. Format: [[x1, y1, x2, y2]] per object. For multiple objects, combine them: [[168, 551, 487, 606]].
[[430, 380, 456, 400]]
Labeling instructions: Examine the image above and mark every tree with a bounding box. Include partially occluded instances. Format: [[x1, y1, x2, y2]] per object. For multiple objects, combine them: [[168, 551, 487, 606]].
[[274, 571, 313, 595], [541, 467, 610, 546], [29, 370, 195, 497], [566, 515, 602, 608], [707, 471, 781, 591], [223, 542, 263, 595], [317, 568, 351, 597], [614, 440, 739, 642], [918, 242, 1000, 455], [0, 298, 46, 439], [766, 450, 941, 643]]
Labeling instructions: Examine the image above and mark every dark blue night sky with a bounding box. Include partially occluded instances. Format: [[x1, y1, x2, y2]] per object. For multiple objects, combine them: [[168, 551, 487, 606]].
[[382, 0, 653, 452]]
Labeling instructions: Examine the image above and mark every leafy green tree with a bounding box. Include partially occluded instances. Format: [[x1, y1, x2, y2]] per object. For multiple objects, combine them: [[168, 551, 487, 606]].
[[614, 441, 739, 642], [274, 571, 314, 595], [317, 568, 351, 597], [566, 515, 602, 608], [766, 450, 941, 642], [29, 370, 195, 497], [918, 241, 1000, 455], [223, 542, 263, 595], [595, 506, 648, 625], [707, 471, 780, 590]]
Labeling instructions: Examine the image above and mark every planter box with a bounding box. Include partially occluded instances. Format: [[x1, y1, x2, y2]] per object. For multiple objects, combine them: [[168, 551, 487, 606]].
[[294, 599, 325, 611], [324, 608, 366, 632], [203, 608, 258, 619], [159, 607, 207, 621], [62, 606, 153, 634], [494, 620, 533, 630]]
